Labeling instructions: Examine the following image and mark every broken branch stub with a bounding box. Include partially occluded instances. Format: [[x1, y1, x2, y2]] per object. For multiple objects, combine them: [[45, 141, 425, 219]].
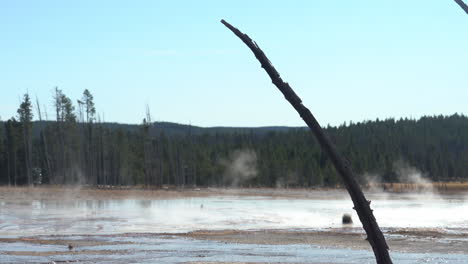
[[221, 19, 392, 264]]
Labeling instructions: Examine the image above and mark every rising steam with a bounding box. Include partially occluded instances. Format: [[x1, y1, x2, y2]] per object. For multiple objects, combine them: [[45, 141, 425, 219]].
[[221, 149, 258, 186], [363, 159, 436, 194], [393, 159, 434, 193]]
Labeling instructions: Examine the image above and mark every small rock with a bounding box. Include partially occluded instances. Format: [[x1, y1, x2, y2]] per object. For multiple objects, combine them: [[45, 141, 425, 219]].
[[342, 213, 353, 224]]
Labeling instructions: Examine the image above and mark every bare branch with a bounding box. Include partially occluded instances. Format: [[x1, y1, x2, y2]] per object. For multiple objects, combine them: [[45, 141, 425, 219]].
[[454, 0, 468, 14], [221, 19, 393, 264]]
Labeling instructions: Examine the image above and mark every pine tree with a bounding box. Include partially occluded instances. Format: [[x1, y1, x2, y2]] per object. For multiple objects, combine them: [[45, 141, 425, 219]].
[[82, 89, 96, 124], [17, 93, 33, 185], [81, 89, 96, 184]]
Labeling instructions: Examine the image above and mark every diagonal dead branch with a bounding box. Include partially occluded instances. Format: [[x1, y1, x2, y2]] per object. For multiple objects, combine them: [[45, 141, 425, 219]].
[[454, 0, 468, 14], [221, 19, 393, 264]]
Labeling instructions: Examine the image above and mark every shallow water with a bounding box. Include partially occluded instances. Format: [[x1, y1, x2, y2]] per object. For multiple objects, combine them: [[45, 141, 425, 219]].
[[1, 234, 467, 264], [1, 191, 468, 263], [1, 192, 468, 235]]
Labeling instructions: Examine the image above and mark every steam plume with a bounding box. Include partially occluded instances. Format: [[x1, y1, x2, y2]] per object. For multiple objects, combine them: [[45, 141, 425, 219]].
[[221, 149, 258, 186]]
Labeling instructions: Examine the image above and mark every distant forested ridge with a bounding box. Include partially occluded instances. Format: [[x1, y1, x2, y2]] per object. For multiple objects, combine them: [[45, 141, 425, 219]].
[[0, 89, 467, 187]]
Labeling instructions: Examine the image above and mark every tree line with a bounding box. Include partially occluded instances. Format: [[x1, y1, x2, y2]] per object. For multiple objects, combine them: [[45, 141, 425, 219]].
[[0, 89, 467, 187]]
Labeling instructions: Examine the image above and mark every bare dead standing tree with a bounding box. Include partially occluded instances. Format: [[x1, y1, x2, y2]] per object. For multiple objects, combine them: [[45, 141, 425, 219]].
[[221, 20, 392, 264], [454, 0, 468, 14], [35, 97, 52, 182]]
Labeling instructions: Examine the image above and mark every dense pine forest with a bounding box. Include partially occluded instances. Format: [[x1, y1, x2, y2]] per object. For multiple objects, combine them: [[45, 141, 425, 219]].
[[0, 89, 467, 187]]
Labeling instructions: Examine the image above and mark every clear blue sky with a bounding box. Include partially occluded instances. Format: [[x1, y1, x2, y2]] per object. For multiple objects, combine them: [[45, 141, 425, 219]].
[[1, 1, 466, 127]]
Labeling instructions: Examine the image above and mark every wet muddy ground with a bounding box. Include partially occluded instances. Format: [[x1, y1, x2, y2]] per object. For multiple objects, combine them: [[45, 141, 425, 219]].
[[1, 186, 468, 263], [2, 231, 468, 264]]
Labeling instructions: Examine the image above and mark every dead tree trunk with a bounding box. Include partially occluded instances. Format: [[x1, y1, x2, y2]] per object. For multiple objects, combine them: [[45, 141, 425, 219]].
[[36, 98, 52, 183], [454, 0, 468, 14], [221, 19, 392, 264]]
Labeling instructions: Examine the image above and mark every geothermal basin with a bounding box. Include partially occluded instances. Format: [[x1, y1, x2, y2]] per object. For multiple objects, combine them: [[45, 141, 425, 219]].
[[1, 187, 468, 263]]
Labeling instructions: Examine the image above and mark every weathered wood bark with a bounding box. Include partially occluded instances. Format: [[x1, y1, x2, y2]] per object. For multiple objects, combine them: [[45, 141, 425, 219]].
[[454, 0, 468, 14], [221, 19, 392, 264]]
